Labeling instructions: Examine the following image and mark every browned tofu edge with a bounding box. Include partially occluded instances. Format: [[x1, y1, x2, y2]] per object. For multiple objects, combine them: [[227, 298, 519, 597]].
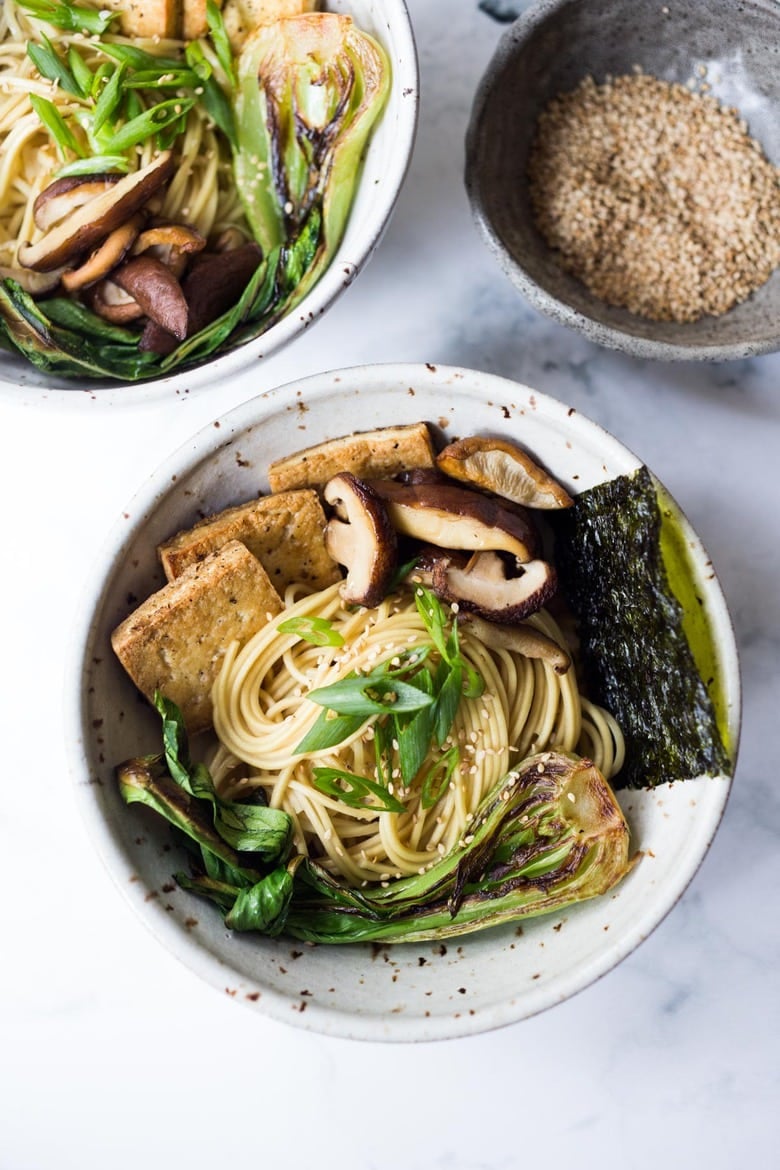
[[157, 489, 341, 592], [267, 423, 437, 493], [111, 539, 282, 733]]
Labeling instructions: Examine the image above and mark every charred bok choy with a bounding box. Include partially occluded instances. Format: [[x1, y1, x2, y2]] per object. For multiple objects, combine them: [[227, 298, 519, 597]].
[[0, 1, 390, 381], [117, 695, 632, 943]]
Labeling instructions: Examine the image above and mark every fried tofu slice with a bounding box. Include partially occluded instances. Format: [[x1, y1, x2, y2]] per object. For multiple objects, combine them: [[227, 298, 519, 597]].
[[158, 489, 341, 593], [111, 539, 283, 734], [102, 0, 181, 39], [182, 0, 210, 40], [267, 423, 437, 493], [222, 1, 319, 49]]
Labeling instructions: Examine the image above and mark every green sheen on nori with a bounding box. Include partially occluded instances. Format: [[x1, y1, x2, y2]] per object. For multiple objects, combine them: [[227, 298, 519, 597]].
[[552, 467, 729, 789]]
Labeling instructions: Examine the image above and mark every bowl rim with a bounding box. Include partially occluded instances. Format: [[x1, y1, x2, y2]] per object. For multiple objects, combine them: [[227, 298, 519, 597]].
[[64, 362, 742, 1041], [464, 0, 780, 363], [0, 0, 419, 402]]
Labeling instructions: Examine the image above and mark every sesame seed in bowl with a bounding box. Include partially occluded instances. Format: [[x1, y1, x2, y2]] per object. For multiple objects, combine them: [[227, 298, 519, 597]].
[[465, 0, 780, 361]]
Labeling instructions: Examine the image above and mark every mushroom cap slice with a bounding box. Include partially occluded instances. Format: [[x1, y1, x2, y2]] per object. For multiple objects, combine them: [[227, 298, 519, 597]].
[[60, 216, 143, 292], [112, 255, 188, 340], [130, 223, 207, 278], [437, 436, 573, 510], [182, 243, 264, 334], [87, 278, 146, 324], [19, 152, 175, 272], [323, 473, 398, 608], [433, 550, 557, 623], [457, 612, 571, 674], [32, 174, 123, 232], [371, 479, 539, 561]]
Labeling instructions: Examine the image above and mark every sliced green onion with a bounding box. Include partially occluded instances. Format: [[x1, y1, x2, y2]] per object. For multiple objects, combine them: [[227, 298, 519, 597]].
[[29, 94, 83, 159], [295, 711, 367, 755], [207, 0, 235, 86], [311, 767, 405, 814], [102, 98, 196, 153], [55, 154, 129, 178], [17, 0, 118, 34], [67, 46, 94, 98], [92, 64, 126, 135], [97, 43, 183, 73], [420, 746, 461, 809], [306, 672, 435, 718], [278, 616, 345, 648], [27, 36, 82, 97], [124, 69, 200, 90]]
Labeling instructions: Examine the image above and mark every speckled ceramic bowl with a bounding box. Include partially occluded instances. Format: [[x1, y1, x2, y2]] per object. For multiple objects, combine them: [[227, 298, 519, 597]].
[[465, 0, 780, 361], [0, 0, 417, 401], [66, 364, 741, 1040]]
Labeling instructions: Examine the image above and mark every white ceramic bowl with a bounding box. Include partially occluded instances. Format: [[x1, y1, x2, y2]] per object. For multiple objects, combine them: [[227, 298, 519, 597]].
[[67, 363, 741, 1040], [0, 1, 418, 402]]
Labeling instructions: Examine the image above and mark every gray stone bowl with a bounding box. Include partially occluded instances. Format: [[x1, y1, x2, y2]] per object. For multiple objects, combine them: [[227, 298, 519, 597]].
[[465, 0, 780, 361]]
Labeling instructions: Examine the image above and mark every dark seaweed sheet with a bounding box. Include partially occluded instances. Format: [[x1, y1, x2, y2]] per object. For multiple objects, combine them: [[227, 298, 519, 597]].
[[552, 466, 729, 789]]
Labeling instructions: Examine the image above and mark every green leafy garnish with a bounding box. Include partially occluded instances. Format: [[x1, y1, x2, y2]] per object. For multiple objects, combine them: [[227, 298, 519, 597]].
[[17, 0, 118, 34], [207, 0, 235, 86], [54, 154, 129, 178], [28, 95, 83, 159], [27, 36, 82, 97], [420, 747, 461, 810], [102, 98, 197, 153], [116, 701, 633, 941], [306, 670, 436, 719], [311, 767, 405, 814], [293, 588, 481, 797], [278, 615, 345, 647]]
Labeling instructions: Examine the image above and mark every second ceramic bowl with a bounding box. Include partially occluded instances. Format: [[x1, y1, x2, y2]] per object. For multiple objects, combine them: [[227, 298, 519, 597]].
[[465, 0, 780, 361]]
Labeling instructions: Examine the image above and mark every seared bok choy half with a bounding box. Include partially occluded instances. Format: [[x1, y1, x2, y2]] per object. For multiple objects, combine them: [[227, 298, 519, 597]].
[[116, 697, 633, 944], [234, 13, 390, 301], [0, 3, 390, 381]]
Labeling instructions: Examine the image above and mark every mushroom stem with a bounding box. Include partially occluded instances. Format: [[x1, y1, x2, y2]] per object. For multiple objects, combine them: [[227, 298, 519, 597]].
[[457, 612, 571, 674]]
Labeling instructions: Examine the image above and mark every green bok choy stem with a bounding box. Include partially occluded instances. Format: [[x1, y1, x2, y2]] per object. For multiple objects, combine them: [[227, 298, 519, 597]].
[[116, 698, 632, 944]]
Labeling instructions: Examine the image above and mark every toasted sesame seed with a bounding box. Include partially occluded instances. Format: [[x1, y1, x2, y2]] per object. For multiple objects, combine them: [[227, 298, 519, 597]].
[[527, 72, 780, 322]]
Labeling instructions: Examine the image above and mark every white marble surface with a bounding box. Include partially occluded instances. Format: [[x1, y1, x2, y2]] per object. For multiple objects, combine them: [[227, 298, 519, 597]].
[[1, 1, 778, 1165]]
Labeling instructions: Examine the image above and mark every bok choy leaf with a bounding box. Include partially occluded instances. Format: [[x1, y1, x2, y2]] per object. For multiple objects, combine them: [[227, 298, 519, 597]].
[[116, 697, 632, 943], [233, 13, 390, 292]]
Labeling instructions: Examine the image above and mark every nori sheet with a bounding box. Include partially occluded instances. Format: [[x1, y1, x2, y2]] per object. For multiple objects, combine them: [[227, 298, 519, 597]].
[[552, 466, 729, 789]]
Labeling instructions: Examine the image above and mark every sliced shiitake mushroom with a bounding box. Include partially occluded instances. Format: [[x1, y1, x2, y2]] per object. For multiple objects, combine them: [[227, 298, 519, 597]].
[[112, 255, 188, 340], [432, 549, 557, 623], [370, 480, 539, 561], [60, 216, 143, 292], [437, 436, 573, 509], [181, 243, 264, 333], [457, 611, 571, 674], [32, 174, 123, 232], [323, 473, 398, 607], [87, 278, 146, 324], [19, 152, 175, 272], [130, 223, 207, 278], [137, 242, 264, 354]]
